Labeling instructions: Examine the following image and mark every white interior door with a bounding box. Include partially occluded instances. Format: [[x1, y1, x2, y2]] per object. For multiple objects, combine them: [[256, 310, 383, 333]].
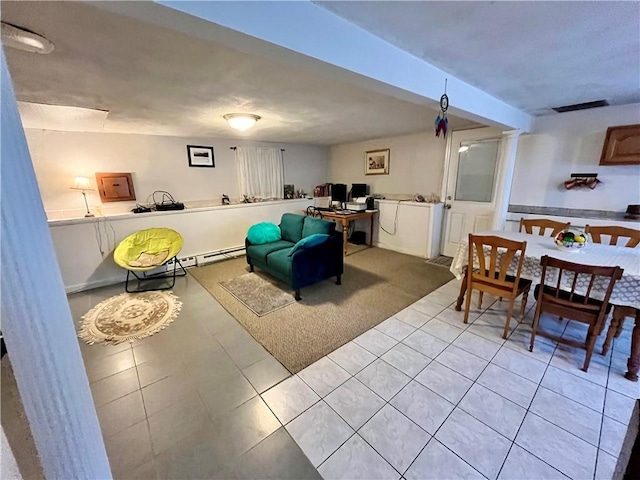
[[441, 130, 502, 257]]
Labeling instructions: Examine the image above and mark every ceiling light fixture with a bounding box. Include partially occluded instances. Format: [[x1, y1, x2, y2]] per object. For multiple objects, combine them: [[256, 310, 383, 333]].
[[1, 22, 54, 54], [223, 113, 261, 131]]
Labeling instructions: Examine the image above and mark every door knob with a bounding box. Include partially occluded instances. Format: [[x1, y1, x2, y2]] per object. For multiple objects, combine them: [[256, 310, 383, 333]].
[[445, 203, 452, 209]]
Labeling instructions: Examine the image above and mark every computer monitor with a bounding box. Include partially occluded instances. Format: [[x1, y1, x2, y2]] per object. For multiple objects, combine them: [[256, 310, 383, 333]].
[[351, 183, 367, 199], [331, 183, 347, 203]]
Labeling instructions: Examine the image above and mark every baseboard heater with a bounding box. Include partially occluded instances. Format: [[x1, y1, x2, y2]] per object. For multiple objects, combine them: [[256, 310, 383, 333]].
[[195, 245, 246, 266]]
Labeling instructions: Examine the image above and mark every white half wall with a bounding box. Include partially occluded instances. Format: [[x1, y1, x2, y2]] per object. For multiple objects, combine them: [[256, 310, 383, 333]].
[[24, 129, 329, 219], [50, 199, 313, 292], [329, 131, 447, 197], [510, 104, 640, 212]]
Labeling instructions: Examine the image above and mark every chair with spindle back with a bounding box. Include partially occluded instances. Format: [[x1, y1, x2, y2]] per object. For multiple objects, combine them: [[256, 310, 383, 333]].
[[588, 225, 640, 357], [519, 218, 570, 237], [529, 255, 623, 372], [585, 225, 640, 247], [464, 234, 532, 339]]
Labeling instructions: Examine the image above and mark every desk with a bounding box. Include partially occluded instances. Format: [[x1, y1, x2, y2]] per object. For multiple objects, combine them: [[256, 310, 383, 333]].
[[450, 230, 640, 381], [309, 210, 376, 255]]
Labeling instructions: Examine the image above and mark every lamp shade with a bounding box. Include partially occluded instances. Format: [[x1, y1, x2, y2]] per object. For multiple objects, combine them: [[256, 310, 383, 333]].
[[223, 113, 261, 131], [70, 176, 91, 190]]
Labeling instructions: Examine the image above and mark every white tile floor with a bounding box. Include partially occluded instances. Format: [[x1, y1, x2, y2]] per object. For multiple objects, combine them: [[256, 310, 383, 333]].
[[260, 279, 639, 480]]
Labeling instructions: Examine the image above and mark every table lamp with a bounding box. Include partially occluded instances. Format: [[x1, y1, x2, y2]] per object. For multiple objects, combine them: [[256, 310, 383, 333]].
[[70, 176, 94, 217]]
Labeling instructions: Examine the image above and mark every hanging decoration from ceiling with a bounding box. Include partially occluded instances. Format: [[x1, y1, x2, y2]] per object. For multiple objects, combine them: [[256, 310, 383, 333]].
[[435, 78, 449, 138]]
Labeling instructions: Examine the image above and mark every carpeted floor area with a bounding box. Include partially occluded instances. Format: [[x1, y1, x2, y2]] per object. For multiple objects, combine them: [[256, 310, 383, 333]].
[[189, 247, 454, 373]]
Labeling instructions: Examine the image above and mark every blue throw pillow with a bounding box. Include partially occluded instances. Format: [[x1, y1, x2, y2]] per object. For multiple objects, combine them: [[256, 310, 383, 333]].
[[288, 233, 329, 256], [247, 222, 281, 245]]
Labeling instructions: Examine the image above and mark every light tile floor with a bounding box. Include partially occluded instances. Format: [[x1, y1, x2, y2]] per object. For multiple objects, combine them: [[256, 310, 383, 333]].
[[261, 279, 638, 480], [71, 273, 638, 480]]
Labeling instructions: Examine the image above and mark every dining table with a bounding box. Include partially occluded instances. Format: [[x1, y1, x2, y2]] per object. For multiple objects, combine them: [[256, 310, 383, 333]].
[[449, 230, 640, 381]]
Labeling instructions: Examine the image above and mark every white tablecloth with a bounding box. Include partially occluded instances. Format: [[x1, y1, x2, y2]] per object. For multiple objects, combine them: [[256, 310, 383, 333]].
[[450, 231, 640, 309]]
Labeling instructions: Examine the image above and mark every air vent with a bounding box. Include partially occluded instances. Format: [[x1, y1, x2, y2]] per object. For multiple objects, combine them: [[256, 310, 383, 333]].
[[552, 100, 609, 113]]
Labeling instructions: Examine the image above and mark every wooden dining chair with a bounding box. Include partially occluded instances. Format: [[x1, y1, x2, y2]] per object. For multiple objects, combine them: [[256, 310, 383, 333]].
[[519, 218, 570, 237], [588, 225, 640, 356], [529, 255, 623, 372], [464, 234, 532, 339], [585, 225, 640, 247]]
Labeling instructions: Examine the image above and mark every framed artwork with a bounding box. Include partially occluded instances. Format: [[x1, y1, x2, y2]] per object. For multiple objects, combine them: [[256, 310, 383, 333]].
[[187, 145, 215, 167], [284, 184, 295, 199], [365, 149, 390, 175]]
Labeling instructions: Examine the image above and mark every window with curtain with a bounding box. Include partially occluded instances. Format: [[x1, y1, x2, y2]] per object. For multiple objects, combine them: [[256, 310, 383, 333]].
[[234, 147, 284, 200]]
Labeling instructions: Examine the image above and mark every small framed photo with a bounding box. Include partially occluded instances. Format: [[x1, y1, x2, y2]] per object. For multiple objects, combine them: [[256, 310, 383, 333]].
[[365, 149, 390, 175], [284, 184, 295, 199], [187, 145, 215, 168]]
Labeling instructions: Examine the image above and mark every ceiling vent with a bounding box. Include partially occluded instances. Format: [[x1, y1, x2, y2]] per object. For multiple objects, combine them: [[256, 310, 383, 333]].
[[552, 100, 609, 113]]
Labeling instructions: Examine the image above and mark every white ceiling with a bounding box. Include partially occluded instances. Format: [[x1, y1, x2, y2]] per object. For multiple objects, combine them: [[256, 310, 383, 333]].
[[2, 1, 637, 145], [316, 1, 640, 115]]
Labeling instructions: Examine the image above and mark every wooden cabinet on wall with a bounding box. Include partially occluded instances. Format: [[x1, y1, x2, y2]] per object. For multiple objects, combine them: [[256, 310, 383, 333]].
[[95, 172, 136, 202], [600, 124, 640, 165]]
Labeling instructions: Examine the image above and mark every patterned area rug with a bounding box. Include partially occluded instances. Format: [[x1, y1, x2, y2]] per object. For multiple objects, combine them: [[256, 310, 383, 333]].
[[219, 273, 296, 316], [78, 291, 182, 345]]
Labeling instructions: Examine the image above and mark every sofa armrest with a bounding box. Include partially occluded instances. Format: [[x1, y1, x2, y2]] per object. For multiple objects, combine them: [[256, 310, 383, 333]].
[[290, 232, 343, 286]]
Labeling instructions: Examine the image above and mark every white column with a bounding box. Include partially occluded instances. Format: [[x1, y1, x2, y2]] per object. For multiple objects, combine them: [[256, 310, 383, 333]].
[[0, 52, 112, 478], [491, 129, 522, 230]]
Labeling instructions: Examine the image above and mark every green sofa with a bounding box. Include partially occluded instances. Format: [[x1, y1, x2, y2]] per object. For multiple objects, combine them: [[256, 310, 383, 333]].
[[245, 213, 343, 300]]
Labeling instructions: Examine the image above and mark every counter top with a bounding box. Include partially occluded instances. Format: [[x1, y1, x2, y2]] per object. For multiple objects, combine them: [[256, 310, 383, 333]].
[[48, 198, 312, 227]]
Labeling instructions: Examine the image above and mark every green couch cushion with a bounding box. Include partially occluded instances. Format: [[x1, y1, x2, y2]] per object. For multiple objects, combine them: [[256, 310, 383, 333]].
[[247, 240, 294, 263], [302, 216, 336, 237], [280, 213, 305, 243], [266, 248, 293, 277], [289, 233, 329, 256], [247, 222, 281, 245]]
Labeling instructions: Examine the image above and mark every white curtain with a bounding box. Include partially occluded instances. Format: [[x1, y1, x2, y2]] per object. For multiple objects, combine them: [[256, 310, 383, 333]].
[[235, 147, 284, 199]]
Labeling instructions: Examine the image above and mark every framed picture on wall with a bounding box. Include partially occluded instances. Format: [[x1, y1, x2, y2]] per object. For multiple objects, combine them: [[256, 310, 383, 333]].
[[365, 149, 390, 175], [187, 145, 215, 167]]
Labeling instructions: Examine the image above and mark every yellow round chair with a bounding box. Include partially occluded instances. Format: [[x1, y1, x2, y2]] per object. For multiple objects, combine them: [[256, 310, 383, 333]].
[[114, 228, 186, 292]]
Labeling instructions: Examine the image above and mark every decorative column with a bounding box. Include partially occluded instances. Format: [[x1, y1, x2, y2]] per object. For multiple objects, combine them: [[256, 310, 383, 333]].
[[0, 52, 112, 478], [491, 129, 522, 230]]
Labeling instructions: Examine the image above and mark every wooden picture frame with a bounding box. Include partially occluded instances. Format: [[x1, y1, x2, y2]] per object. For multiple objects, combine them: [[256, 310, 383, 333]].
[[187, 145, 215, 167], [365, 149, 390, 175]]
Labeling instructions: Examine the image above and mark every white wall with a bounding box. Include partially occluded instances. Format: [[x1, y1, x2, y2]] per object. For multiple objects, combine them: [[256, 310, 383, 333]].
[[328, 131, 447, 197], [510, 104, 640, 212], [25, 129, 329, 219]]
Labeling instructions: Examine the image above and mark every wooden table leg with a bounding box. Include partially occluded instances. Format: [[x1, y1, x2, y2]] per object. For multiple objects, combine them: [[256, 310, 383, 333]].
[[454, 267, 468, 312], [624, 309, 640, 381], [342, 219, 348, 256]]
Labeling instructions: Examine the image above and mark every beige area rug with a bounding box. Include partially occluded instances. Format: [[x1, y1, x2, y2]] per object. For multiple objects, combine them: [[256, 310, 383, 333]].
[[189, 247, 454, 373], [220, 274, 296, 316], [78, 291, 182, 345]]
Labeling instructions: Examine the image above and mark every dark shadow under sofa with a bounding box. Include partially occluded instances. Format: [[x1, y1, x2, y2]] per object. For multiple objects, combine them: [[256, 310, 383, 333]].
[[245, 213, 343, 300]]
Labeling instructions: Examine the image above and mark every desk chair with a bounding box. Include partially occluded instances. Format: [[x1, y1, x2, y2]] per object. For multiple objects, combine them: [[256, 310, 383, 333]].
[[519, 218, 570, 237], [529, 255, 623, 372], [464, 234, 532, 339]]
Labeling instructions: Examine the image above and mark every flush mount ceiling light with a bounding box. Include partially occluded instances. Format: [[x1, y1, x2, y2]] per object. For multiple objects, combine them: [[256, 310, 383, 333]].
[[223, 113, 261, 131], [1, 22, 54, 54]]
